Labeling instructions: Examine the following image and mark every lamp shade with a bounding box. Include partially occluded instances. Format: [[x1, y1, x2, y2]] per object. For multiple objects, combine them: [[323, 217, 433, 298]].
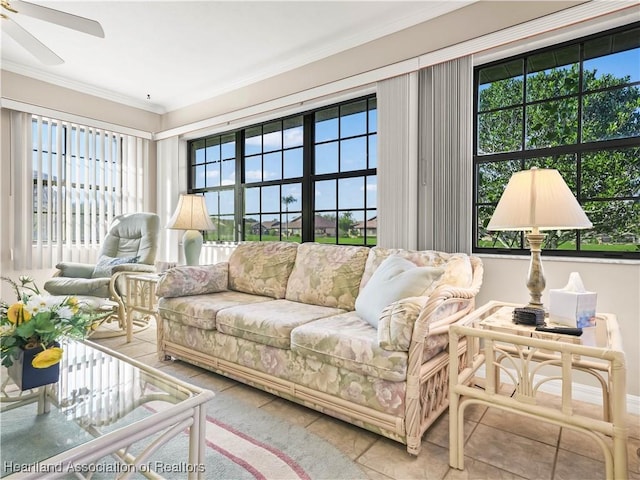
[[166, 194, 215, 231], [487, 168, 592, 232]]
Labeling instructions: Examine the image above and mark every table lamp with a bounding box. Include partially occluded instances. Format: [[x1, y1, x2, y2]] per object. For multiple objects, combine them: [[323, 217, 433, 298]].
[[487, 167, 592, 310], [166, 194, 215, 266]]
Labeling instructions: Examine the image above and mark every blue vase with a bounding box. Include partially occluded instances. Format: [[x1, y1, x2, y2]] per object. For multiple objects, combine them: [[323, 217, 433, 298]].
[[7, 344, 60, 390]]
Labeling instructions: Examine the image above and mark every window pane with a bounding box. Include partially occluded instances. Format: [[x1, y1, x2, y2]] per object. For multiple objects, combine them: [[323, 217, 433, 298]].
[[315, 180, 336, 210], [193, 140, 205, 164], [281, 183, 301, 212], [366, 175, 377, 209], [315, 142, 338, 174], [338, 177, 364, 210], [314, 214, 336, 242], [204, 191, 218, 215], [368, 135, 377, 168], [368, 98, 377, 133], [283, 116, 303, 148], [582, 200, 639, 252], [263, 121, 282, 152], [205, 161, 220, 187], [244, 214, 260, 241], [221, 134, 236, 159], [219, 189, 234, 215], [221, 158, 235, 185], [526, 46, 579, 102], [262, 185, 280, 212], [476, 160, 520, 204], [525, 98, 578, 149], [340, 100, 367, 137], [245, 126, 262, 155], [263, 152, 282, 181], [584, 48, 640, 90], [217, 215, 235, 241], [315, 107, 339, 142], [194, 164, 206, 189], [581, 147, 640, 198], [478, 205, 522, 248], [283, 148, 303, 179], [245, 155, 262, 183], [478, 59, 524, 111], [245, 187, 260, 213], [340, 137, 367, 172], [365, 211, 377, 246], [477, 108, 522, 154], [582, 87, 640, 142]]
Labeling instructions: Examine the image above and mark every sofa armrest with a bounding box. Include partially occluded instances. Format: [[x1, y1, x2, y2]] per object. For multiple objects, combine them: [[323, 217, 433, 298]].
[[111, 263, 156, 274], [156, 263, 229, 298], [378, 297, 427, 351], [54, 262, 95, 279]]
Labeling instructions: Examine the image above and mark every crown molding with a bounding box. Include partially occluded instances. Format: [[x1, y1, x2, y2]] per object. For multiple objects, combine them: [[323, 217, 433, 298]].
[[1, 60, 166, 115]]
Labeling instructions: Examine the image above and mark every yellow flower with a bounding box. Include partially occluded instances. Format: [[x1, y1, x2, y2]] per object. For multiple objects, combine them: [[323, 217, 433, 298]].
[[7, 303, 31, 325], [32, 347, 63, 368]]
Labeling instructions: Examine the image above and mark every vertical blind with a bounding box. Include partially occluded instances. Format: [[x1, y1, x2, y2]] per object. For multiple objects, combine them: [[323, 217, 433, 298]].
[[10, 111, 149, 269]]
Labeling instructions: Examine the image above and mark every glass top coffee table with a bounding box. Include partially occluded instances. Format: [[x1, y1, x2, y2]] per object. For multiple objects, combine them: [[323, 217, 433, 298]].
[[1, 340, 214, 479]]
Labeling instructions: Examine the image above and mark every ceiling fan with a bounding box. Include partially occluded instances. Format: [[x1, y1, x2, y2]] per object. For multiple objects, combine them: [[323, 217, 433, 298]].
[[1, 0, 104, 65]]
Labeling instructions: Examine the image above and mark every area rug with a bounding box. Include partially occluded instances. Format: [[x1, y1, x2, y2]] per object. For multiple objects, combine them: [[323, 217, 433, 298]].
[[1, 387, 367, 480]]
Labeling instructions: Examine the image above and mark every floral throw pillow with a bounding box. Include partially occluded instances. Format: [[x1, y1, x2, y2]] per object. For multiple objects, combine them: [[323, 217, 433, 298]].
[[91, 255, 139, 278]]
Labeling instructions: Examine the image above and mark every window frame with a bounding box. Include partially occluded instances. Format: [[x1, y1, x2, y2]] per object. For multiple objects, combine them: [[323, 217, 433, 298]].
[[472, 22, 640, 260]]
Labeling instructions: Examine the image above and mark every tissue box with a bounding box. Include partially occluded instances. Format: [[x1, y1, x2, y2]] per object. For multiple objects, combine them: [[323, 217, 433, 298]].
[[549, 289, 597, 328]]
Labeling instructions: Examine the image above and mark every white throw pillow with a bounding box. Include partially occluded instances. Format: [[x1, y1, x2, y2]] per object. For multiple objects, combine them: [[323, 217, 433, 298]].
[[355, 255, 444, 328]]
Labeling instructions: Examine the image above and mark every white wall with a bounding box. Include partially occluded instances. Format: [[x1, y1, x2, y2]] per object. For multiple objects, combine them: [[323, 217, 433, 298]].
[[478, 255, 640, 399]]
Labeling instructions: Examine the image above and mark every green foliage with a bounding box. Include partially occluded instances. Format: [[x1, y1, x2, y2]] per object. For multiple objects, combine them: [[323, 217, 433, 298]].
[[477, 57, 640, 253]]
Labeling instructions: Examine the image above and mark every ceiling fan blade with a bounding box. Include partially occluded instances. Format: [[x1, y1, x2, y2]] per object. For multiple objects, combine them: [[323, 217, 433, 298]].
[[10, 0, 104, 37], [2, 17, 63, 65]]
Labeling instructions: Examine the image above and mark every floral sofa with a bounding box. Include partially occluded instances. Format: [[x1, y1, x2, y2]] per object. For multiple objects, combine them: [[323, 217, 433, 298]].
[[155, 241, 483, 455]]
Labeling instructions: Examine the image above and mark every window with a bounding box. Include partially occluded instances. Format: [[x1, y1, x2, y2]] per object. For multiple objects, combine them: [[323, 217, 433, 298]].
[[474, 23, 640, 259], [188, 95, 377, 245], [31, 117, 123, 246]]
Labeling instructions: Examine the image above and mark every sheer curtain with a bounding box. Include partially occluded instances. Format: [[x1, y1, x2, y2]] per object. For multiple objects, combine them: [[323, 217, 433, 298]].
[[418, 56, 473, 253], [8, 110, 151, 270], [376, 72, 419, 249]]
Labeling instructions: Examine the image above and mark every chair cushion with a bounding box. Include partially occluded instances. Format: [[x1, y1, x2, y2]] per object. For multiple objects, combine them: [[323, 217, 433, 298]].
[[91, 255, 139, 278], [216, 300, 345, 349], [355, 255, 444, 328], [291, 311, 408, 382], [100, 212, 159, 265], [44, 277, 111, 298]]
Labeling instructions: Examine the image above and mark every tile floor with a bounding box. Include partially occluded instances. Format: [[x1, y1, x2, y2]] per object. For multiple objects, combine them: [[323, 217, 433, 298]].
[[90, 319, 640, 480]]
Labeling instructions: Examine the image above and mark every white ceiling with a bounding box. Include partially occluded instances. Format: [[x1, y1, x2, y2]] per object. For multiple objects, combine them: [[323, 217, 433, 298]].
[[1, 1, 473, 114]]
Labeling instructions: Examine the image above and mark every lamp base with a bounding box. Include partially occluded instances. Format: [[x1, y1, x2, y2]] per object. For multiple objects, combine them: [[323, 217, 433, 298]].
[[182, 230, 203, 266], [525, 232, 546, 310]]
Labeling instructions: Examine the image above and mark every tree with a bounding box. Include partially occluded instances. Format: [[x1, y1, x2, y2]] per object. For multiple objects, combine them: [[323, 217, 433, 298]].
[[338, 211, 355, 237], [281, 195, 297, 238], [477, 62, 640, 251]]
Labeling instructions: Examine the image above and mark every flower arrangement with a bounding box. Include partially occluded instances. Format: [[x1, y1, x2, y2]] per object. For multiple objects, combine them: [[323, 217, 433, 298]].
[[1, 276, 108, 369]]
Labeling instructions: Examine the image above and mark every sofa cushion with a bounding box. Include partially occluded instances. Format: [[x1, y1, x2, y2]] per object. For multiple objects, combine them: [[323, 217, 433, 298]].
[[156, 263, 228, 298], [355, 255, 444, 328], [377, 296, 426, 351], [228, 242, 298, 299], [216, 299, 345, 349], [158, 291, 273, 330], [285, 243, 369, 310], [291, 311, 408, 382]]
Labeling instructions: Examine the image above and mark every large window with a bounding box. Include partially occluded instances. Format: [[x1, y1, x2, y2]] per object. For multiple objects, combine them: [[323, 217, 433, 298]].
[[474, 23, 640, 259], [189, 95, 377, 245], [32, 117, 122, 245]]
